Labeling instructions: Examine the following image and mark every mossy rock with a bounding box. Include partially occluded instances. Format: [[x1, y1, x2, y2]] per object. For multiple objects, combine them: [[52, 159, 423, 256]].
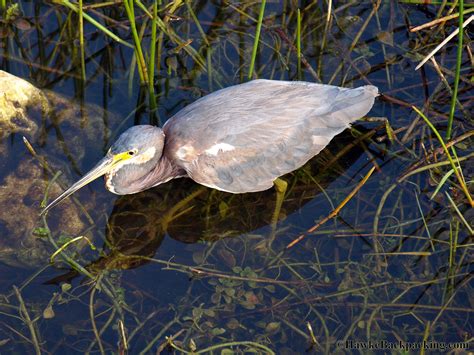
[[0, 158, 95, 268], [0, 71, 117, 268], [0, 70, 48, 140]]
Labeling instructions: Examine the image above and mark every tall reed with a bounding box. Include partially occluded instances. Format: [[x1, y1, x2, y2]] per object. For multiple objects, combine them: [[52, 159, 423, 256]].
[[248, 0, 266, 79], [446, 0, 464, 140]]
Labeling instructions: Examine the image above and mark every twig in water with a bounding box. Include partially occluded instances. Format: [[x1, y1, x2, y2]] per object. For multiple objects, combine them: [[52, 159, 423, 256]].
[[13, 286, 42, 355], [415, 15, 473, 70], [410, 7, 474, 32], [286, 166, 376, 249]]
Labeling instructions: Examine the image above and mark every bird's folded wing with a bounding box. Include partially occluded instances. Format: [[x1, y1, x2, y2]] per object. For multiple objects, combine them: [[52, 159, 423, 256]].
[[164, 80, 377, 193]]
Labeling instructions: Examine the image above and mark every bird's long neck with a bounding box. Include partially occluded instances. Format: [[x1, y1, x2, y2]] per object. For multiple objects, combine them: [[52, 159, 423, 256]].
[[146, 155, 187, 189], [106, 155, 186, 195]]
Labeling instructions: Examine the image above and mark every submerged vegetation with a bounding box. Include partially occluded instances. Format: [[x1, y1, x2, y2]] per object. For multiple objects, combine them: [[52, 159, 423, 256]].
[[0, 0, 472, 353]]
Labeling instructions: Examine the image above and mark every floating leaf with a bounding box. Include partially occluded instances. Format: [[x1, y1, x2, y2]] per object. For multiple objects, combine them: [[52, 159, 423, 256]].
[[354, 58, 372, 73], [13, 18, 31, 31], [244, 291, 259, 305], [43, 305, 55, 319], [192, 250, 205, 264], [377, 31, 394, 46], [211, 293, 221, 304], [218, 201, 229, 218], [240, 300, 256, 310], [224, 288, 235, 297], [217, 248, 236, 268], [223, 294, 232, 304], [265, 322, 281, 334], [232, 266, 242, 274], [192, 307, 203, 319], [203, 309, 216, 317], [210, 327, 226, 336], [226, 318, 240, 330]]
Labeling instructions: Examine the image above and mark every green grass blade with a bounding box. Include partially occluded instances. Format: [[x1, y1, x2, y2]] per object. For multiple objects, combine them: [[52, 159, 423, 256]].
[[135, 0, 206, 70], [297, 8, 301, 80], [186, 0, 209, 46], [58, 0, 133, 48], [248, 0, 266, 80], [123, 0, 149, 85], [148, 0, 157, 111], [446, 0, 464, 139], [78, 0, 86, 81], [430, 169, 455, 200], [446, 192, 473, 235]]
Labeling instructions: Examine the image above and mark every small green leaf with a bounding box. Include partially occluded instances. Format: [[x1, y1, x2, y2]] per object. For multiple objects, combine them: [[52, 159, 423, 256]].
[[224, 288, 235, 297], [192, 308, 203, 319], [203, 309, 216, 317], [32, 227, 49, 238], [211, 293, 221, 304], [385, 120, 396, 142], [223, 294, 232, 304], [226, 318, 240, 330], [265, 322, 281, 333], [232, 266, 242, 273], [430, 169, 455, 200], [240, 301, 256, 310], [210, 327, 226, 336], [218, 201, 229, 218]]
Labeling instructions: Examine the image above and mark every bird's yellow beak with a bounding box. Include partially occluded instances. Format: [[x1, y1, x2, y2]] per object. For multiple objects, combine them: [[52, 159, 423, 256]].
[[40, 152, 133, 216]]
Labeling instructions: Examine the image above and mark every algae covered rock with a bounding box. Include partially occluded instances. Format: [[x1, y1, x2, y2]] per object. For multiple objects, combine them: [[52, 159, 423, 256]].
[[0, 158, 93, 268], [0, 70, 117, 268], [0, 70, 49, 140]]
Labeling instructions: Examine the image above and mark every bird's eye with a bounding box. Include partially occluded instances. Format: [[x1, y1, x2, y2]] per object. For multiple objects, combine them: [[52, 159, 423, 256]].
[[128, 150, 136, 156]]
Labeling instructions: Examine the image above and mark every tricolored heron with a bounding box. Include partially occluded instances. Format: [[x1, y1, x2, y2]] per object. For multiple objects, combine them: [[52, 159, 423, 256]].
[[41, 80, 378, 223]]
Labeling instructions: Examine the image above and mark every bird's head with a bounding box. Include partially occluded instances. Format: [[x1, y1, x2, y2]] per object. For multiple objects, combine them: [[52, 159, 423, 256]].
[[41, 125, 165, 215]]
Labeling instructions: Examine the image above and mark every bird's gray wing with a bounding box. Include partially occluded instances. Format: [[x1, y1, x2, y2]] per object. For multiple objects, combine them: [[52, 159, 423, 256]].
[[163, 80, 378, 193]]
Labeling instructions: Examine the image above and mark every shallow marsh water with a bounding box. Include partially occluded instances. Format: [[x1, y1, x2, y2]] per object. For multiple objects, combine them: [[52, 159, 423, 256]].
[[0, 1, 473, 354]]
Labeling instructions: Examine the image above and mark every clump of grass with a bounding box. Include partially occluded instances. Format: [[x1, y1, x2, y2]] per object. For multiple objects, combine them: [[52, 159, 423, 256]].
[[412, 106, 473, 207]]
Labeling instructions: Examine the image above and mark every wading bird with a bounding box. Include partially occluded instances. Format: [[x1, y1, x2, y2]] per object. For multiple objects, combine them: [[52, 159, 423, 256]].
[[41, 80, 378, 222]]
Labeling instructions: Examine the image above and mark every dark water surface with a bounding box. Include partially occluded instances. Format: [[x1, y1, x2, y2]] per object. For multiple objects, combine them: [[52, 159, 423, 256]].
[[1, 1, 472, 353]]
